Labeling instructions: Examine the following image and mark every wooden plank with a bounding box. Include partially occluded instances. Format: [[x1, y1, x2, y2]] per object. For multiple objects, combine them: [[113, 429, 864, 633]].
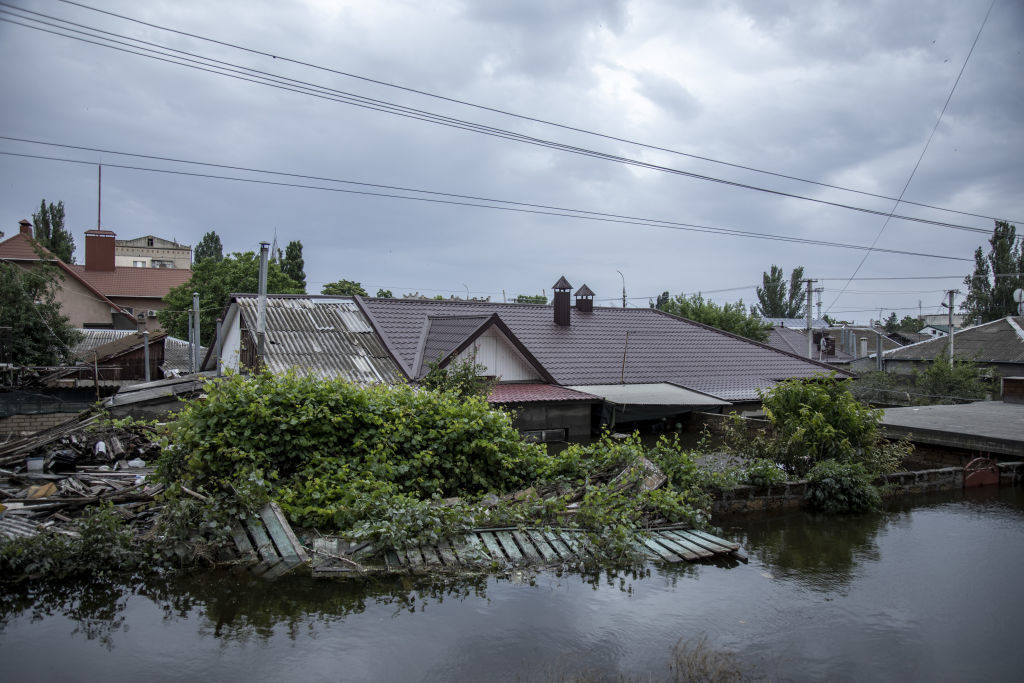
[[511, 531, 543, 564], [664, 531, 715, 559], [435, 540, 459, 566], [675, 530, 731, 555], [495, 531, 525, 564], [478, 532, 509, 565], [648, 532, 700, 562], [452, 533, 489, 565], [556, 530, 585, 557], [638, 535, 683, 562], [385, 549, 403, 568], [404, 545, 425, 568], [526, 530, 559, 562], [542, 531, 574, 559], [262, 502, 310, 563], [259, 505, 299, 566], [688, 529, 741, 552], [419, 546, 443, 566], [260, 559, 292, 580], [245, 518, 279, 563]]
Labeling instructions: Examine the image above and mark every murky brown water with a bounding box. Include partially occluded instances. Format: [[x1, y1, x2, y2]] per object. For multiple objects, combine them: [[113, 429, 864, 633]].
[[2, 487, 1023, 681]]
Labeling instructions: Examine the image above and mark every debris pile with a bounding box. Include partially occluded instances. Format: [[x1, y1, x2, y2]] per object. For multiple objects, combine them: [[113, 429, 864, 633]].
[[0, 413, 165, 541]]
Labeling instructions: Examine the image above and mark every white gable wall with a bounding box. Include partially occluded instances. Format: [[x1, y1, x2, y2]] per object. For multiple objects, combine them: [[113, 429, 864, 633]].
[[454, 327, 541, 381]]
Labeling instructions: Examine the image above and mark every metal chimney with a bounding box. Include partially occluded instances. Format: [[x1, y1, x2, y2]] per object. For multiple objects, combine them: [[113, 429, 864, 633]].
[[575, 284, 595, 313], [552, 276, 572, 326]]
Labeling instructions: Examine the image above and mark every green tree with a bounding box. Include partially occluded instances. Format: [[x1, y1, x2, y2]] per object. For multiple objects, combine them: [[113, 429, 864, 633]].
[[281, 241, 305, 292], [656, 292, 770, 342], [898, 315, 923, 332], [0, 262, 81, 365], [31, 200, 75, 263], [650, 291, 671, 309], [193, 231, 223, 265], [883, 312, 899, 334], [321, 279, 367, 296], [375, 288, 393, 298], [753, 265, 806, 318], [159, 251, 303, 345], [962, 220, 1023, 323], [515, 294, 547, 304], [419, 356, 496, 399]]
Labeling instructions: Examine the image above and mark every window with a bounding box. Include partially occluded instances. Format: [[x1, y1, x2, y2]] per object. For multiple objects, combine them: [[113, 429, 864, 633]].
[[152, 260, 174, 268], [146, 238, 154, 246], [133, 260, 146, 267]]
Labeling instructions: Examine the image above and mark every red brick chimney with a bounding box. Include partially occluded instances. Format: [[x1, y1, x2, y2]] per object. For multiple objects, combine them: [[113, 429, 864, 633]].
[[553, 276, 572, 326], [85, 228, 117, 271], [19, 219, 32, 237]]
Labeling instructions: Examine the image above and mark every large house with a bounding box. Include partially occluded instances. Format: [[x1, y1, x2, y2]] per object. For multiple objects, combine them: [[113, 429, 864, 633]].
[[0, 221, 191, 333], [205, 278, 845, 440]]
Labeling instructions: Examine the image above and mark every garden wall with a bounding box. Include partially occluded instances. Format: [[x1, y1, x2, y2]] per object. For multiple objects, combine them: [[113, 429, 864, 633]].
[[711, 462, 1024, 514]]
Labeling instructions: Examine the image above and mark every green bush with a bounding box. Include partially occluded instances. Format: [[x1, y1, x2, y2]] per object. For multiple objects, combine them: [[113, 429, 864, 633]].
[[744, 458, 786, 487], [803, 460, 881, 514], [159, 371, 544, 529]]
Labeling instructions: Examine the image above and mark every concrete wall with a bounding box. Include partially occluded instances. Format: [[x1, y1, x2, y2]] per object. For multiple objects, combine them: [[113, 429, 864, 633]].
[[0, 412, 78, 438], [711, 464, 1023, 514]]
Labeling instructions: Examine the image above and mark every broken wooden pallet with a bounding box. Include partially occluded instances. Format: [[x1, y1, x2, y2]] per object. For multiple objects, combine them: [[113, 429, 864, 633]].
[[229, 502, 309, 579], [311, 526, 745, 576]]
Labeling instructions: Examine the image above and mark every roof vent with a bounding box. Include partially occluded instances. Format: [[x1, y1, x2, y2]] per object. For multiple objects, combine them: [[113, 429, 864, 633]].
[[575, 284, 595, 313], [552, 276, 572, 326]]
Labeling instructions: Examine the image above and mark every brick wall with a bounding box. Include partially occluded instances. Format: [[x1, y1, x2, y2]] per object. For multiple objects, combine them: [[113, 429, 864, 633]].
[[0, 412, 77, 438]]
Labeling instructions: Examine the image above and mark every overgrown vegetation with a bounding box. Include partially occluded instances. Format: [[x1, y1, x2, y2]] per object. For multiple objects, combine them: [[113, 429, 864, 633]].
[[418, 356, 496, 399], [853, 357, 989, 406], [652, 291, 771, 342], [718, 374, 910, 513]]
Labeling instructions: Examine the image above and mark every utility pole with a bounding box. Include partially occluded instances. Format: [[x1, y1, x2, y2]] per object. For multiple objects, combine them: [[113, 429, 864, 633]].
[[617, 270, 626, 308], [943, 290, 959, 368], [814, 286, 824, 323], [804, 278, 816, 359]]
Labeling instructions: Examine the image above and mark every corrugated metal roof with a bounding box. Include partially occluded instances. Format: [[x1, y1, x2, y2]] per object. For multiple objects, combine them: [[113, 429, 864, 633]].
[[235, 296, 402, 384], [359, 298, 845, 402], [71, 328, 202, 375], [566, 383, 728, 406]]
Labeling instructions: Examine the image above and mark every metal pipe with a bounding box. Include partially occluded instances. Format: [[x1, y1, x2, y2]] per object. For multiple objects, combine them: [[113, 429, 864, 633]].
[[192, 291, 201, 372], [142, 329, 150, 382], [215, 317, 223, 377], [257, 242, 270, 365]]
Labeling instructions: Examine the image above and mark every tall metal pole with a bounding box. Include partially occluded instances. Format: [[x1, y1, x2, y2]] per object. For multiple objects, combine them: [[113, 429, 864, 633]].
[[804, 278, 815, 359], [187, 310, 194, 374], [192, 291, 201, 372], [142, 329, 150, 382], [257, 242, 270, 364], [97, 165, 102, 230], [947, 289, 956, 368], [617, 270, 626, 308], [215, 317, 223, 377]]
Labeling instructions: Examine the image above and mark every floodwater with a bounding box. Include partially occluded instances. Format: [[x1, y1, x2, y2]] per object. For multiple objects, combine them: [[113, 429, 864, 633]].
[[2, 487, 1023, 681]]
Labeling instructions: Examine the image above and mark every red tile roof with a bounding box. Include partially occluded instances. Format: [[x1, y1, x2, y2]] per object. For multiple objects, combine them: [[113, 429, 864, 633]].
[[488, 383, 600, 404], [68, 264, 192, 298], [0, 231, 136, 324]]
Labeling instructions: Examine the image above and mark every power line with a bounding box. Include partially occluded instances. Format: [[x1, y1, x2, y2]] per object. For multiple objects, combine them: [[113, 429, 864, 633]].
[[48, 0, 1021, 226], [0, 149, 973, 263], [0, 6, 997, 235], [825, 0, 997, 313]]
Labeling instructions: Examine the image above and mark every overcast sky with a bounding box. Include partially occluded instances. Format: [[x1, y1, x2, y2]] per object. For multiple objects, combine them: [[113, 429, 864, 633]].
[[2, 0, 1021, 323]]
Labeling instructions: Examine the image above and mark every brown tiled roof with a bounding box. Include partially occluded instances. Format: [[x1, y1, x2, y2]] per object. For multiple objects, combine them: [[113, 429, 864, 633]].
[[68, 264, 192, 298], [357, 298, 846, 402], [0, 232, 135, 325], [487, 383, 600, 404], [884, 317, 1024, 363]]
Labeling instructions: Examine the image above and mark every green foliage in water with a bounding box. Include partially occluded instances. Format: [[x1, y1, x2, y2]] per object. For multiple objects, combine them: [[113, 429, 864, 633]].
[[743, 458, 786, 487], [803, 460, 881, 514], [0, 504, 145, 582], [159, 371, 544, 530], [719, 374, 911, 479], [853, 357, 989, 406]]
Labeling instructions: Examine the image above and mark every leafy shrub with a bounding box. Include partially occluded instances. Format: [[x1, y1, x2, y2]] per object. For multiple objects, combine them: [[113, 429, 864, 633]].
[[744, 458, 786, 487], [419, 356, 496, 399], [803, 460, 881, 514], [910, 356, 989, 404], [159, 371, 544, 529]]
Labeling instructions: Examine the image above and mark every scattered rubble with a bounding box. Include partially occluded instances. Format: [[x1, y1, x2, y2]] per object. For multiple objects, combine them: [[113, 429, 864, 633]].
[[0, 411, 165, 541]]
